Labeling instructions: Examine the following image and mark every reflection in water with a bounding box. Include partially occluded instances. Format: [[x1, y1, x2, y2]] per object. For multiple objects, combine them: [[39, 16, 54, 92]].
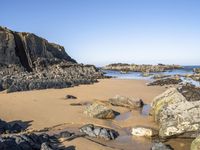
[[141, 104, 151, 116], [115, 111, 132, 121]]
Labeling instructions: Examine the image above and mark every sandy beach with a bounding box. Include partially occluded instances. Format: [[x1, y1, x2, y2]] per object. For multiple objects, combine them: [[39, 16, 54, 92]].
[[0, 79, 192, 150]]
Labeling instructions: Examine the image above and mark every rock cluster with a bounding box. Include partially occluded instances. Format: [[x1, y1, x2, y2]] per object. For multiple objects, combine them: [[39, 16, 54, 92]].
[[103, 63, 182, 73], [151, 85, 200, 138], [0, 119, 24, 134], [147, 77, 182, 86], [80, 124, 119, 140], [0, 26, 103, 93]]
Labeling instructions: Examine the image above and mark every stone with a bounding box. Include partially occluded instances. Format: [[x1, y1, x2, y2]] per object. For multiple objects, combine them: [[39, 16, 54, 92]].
[[80, 124, 119, 140], [191, 135, 200, 150], [84, 102, 116, 119], [65, 95, 77, 99], [40, 143, 53, 150], [147, 77, 182, 86], [151, 142, 174, 150], [108, 95, 144, 109], [194, 68, 200, 74], [151, 86, 200, 138], [131, 127, 158, 137]]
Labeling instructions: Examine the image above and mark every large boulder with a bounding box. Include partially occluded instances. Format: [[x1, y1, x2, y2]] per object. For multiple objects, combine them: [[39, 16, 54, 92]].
[[108, 95, 144, 109], [151, 85, 200, 138], [84, 102, 116, 119]]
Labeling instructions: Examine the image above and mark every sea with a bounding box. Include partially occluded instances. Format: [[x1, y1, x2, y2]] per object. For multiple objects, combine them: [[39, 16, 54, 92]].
[[103, 66, 200, 87]]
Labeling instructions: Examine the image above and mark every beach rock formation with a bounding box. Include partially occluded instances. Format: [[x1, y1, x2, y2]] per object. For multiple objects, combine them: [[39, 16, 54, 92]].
[[151, 85, 200, 138], [0, 119, 24, 134], [0, 26, 103, 92], [103, 63, 182, 73], [108, 95, 144, 109], [191, 135, 200, 150], [194, 68, 200, 74], [80, 124, 119, 140], [84, 102, 116, 119], [0, 133, 54, 150], [151, 142, 174, 150], [147, 77, 182, 86], [131, 127, 158, 138]]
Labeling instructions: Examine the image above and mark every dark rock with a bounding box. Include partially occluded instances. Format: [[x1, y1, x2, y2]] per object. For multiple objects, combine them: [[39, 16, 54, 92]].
[[147, 77, 182, 86], [65, 95, 77, 100], [80, 124, 119, 140], [151, 142, 174, 150], [54, 131, 74, 139]]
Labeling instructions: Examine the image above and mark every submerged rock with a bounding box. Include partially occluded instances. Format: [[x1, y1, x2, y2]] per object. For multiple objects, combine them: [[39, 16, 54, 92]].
[[151, 142, 174, 150], [147, 77, 182, 86], [108, 95, 144, 109], [84, 102, 116, 119], [131, 127, 158, 137], [80, 124, 119, 140], [151, 86, 200, 138]]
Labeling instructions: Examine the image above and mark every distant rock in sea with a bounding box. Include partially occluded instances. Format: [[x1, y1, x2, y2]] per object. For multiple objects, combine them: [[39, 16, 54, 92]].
[[0, 26, 104, 92], [103, 63, 183, 73]]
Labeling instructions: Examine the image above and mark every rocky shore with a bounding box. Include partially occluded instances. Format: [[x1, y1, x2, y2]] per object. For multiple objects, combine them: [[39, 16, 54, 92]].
[[0, 26, 103, 93], [103, 63, 183, 73]]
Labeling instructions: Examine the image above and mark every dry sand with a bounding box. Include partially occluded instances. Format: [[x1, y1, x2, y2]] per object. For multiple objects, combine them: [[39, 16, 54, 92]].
[[0, 79, 192, 150]]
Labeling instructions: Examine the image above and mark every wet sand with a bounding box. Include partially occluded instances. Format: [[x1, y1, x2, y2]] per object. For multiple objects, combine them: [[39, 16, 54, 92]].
[[0, 79, 192, 149]]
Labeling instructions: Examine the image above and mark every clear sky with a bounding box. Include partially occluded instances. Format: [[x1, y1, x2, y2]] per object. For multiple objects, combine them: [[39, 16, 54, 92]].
[[1, 0, 200, 66]]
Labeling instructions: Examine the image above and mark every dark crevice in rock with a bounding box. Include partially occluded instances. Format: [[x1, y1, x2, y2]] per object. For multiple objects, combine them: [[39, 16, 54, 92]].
[[12, 32, 33, 72]]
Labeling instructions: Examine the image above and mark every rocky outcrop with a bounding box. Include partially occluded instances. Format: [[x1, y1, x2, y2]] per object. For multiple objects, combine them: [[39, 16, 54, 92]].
[[131, 126, 158, 137], [193, 68, 200, 74], [147, 77, 182, 86], [84, 102, 116, 119], [103, 63, 183, 73], [0, 26, 103, 92], [151, 85, 200, 138], [80, 124, 119, 140], [108, 95, 144, 109]]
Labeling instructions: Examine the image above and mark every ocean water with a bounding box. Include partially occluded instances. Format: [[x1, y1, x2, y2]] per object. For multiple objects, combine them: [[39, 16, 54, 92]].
[[103, 66, 200, 87]]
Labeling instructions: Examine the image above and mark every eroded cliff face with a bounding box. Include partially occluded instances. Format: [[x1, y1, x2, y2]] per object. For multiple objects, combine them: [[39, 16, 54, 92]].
[[0, 26, 103, 92], [0, 26, 76, 72]]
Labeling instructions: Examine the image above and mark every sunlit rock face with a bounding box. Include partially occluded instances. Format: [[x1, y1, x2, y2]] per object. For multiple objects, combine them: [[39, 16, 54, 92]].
[[0, 26, 103, 92]]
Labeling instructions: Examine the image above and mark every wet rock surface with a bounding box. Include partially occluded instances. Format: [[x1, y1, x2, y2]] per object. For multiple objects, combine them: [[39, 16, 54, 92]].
[[0, 26, 104, 93], [151, 142, 174, 150], [80, 124, 119, 140], [151, 86, 200, 138], [108, 95, 144, 109], [84, 102, 117, 119], [147, 77, 182, 86], [103, 63, 182, 73]]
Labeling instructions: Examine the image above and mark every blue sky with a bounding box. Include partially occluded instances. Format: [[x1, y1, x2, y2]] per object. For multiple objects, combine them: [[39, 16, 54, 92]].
[[1, 0, 200, 66]]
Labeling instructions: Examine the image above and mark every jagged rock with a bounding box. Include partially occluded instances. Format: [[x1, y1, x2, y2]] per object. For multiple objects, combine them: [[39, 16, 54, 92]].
[[147, 77, 182, 86], [151, 86, 200, 138], [103, 63, 183, 73], [131, 127, 158, 137], [80, 124, 119, 140], [40, 143, 54, 150], [108, 95, 144, 109], [0, 133, 53, 150], [84, 102, 116, 119], [151, 142, 174, 150], [0, 26, 104, 92], [0, 119, 23, 134]]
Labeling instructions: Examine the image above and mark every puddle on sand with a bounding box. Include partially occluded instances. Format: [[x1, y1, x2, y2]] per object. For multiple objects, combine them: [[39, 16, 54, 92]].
[[141, 104, 151, 116], [115, 111, 132, 121]]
